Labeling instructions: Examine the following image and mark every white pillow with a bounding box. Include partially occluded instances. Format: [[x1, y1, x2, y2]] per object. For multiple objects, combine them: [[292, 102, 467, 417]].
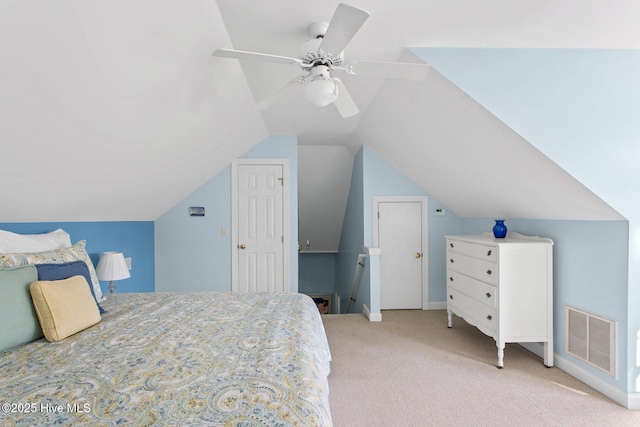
[[0, 240, 103, 302], [0, 229, 72, 253]]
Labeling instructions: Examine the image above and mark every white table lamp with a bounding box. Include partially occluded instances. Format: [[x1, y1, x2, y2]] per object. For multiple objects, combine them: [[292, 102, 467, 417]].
[[96, 251, 131, 293]]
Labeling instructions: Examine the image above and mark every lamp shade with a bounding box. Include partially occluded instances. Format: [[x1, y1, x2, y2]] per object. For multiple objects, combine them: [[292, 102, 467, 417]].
[[96, 252, 130, 282]]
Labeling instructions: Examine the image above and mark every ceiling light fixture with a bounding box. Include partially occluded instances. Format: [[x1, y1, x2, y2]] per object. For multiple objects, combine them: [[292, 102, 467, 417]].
[[303, 65, 338, 107]]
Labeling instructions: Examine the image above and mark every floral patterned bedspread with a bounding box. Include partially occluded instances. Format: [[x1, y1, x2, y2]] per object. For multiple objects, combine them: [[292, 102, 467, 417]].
[[0, 292, 332, 426]]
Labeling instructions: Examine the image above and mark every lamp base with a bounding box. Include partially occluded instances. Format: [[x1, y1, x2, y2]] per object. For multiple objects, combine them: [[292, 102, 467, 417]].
[[108, 281, 117, 294]]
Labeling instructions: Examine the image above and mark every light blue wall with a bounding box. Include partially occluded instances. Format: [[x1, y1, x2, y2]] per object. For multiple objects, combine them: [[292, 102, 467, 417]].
[[410, 48, 640, 220], [0, 221, 154, 293], [361, 147, 428, 243], [155, 134, 298, 292], [155, 166, 232, 292], [361, 146, 461, 304], [412, 48, 639, 395], [337, 146, 461, 313], [298, 253, 335, 295]]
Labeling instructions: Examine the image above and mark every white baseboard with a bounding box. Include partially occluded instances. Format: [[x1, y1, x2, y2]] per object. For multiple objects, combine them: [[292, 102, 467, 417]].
[[426, 302, 447, 310], [519, 342, 639, 410], [363, 304, 382, 322], [629, 393, 640, 410]]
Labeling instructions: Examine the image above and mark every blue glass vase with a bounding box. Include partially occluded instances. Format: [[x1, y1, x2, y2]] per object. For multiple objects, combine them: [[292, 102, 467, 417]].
[[493, 220, 507, 238]]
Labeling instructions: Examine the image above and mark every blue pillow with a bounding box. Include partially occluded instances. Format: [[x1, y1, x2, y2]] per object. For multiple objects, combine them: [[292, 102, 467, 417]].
[[35, 261, 105, 314]]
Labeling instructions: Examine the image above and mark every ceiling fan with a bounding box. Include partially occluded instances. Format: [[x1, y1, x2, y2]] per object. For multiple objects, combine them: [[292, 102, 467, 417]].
[[212, 3, 430, 118]]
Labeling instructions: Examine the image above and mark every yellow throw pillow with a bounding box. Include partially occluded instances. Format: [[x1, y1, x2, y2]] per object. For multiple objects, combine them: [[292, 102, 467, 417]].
[[29, 276, 101, 342]]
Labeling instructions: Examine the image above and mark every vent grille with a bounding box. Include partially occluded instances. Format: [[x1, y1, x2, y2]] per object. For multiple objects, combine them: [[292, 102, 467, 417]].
[[565, 306, 616, 377]]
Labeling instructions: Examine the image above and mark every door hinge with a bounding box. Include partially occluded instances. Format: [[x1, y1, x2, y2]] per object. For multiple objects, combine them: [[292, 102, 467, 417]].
[[281, 235, 284, 243], [278, 177, 284, 186]]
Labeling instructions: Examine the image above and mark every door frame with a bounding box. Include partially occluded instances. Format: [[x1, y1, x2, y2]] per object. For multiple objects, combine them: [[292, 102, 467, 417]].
[[231, 158, 290, 292], [372, 196, 429, 309]]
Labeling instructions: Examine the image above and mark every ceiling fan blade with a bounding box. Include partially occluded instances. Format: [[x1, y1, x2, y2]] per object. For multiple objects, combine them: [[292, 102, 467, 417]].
[[346, 60, 431, 81], [319, 4, 370, 57], [212, 48, 302, 66], [256, 76, 308, 110], [333, 78, 359, 118]]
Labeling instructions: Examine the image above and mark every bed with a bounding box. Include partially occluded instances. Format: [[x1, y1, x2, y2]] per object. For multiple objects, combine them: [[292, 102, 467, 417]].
[[0, 291, 333, 426], [0, 231, 333, 426]]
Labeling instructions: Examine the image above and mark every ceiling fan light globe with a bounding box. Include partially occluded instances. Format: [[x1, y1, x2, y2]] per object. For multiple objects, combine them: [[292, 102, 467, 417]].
[[304, 79, 338, 107]]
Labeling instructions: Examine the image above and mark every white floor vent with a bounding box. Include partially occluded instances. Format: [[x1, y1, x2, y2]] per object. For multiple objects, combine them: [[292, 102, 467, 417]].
[[565, 305, 616, 377]]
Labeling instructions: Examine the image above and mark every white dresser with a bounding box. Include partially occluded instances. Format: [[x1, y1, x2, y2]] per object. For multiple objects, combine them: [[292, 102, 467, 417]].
[[446, 232, 554, 368]]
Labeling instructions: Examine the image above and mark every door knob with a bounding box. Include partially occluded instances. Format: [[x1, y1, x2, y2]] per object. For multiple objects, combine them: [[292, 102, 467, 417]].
[[238, 243, 246, 249], [415, 252, 422, 258]]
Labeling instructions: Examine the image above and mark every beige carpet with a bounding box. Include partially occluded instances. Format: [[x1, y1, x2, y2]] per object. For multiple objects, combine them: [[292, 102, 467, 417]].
[[322, 310, 640, 427]]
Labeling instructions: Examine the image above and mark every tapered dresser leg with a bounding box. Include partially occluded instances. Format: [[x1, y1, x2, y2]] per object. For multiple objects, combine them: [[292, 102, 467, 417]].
[[543, 342, 554, 368]]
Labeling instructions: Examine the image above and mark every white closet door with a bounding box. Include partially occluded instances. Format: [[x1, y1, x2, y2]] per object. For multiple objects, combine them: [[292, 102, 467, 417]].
[[235, 164, 284, 292], [378, 201, 423, 309]]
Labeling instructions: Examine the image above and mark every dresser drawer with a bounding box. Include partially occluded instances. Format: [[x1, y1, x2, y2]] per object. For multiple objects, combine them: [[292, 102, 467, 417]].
[[447, 252, 497, 285], [447, 239, 497, 262], [447, 288, 497, 332], [447, 270, 496, 308]]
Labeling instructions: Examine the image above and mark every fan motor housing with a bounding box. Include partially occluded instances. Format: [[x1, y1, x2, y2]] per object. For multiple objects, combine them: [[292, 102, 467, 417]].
[[303, 22, 343, 67], [300, 37, 343, 67]]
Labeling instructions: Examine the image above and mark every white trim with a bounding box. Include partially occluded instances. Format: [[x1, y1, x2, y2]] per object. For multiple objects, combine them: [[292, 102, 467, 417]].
[[630, 394, 640, 411], [519, 343, 639, 410], [231, 158, 290, 292], [364, 245, 381, 255], [372, 195, 429, 309], [363, 304, 382, 322], [555, 352, 633, 409], [427, 302, 447, 310]]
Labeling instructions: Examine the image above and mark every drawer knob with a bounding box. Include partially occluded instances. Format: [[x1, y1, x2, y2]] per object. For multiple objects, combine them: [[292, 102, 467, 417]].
[[450, 259, 454, 263], [487, 250, 492, 256], [487, 315, 493, 321], [449, 295, 454, 300], [485, 292, 491, 298], [486, 269, 492, 275], [449, 277, 453, 282], [450, 243, 454, 248]]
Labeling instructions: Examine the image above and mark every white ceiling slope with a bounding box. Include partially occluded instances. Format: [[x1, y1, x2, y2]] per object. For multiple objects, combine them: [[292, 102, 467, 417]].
[[215, 0, 632, 223], [298, 146, 354, 252], [215, 0, 640, 146], [0, 0, 266, 222], [352, 53, 624, 220], [1, 1, 638, 223]]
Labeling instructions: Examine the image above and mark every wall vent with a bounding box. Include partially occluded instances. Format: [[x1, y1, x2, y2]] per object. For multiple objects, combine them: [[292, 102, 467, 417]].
[[565, 305, 616, 377]]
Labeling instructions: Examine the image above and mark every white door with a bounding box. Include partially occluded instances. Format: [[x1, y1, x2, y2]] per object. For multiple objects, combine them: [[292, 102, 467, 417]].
[[377, 201, 425, 309], [235, 163, 285, 292]]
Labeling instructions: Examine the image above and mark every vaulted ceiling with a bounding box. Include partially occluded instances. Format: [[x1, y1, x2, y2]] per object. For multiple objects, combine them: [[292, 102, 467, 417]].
[[1, 0, 637, 224]]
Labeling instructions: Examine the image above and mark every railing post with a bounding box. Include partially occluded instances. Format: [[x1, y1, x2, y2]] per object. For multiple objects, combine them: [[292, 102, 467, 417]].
[[346, 254, 366, 313], [364, 246, 382, 321]]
